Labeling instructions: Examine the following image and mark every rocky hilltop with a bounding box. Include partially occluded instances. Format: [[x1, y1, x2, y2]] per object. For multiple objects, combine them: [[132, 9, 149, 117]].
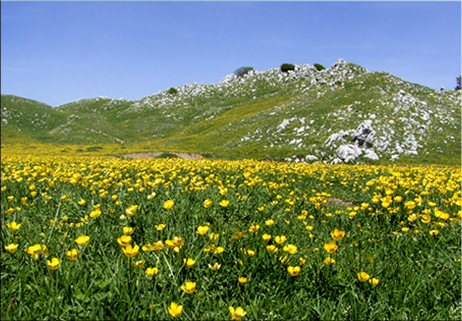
[[1, 59, 460, 164]]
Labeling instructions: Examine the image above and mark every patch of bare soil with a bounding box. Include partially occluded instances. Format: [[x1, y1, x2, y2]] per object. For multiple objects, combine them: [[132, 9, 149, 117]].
[[325, 198, 354, 207], [122, 152, 204, 160]]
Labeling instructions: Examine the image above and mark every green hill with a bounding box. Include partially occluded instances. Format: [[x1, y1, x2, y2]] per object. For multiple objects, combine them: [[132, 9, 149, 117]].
[[1, 59, 461, 164]]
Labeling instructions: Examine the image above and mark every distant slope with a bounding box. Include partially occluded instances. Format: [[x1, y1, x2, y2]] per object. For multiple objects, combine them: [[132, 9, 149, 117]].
[[1, 59, 460, 164], [1, 95, 68, 143]]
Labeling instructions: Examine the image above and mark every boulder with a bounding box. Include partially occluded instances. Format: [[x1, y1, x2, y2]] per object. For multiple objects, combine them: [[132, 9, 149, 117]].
[[363, 149, 379, 160], [336, 144, 362, 163], [352, 120, 376, 147], [305, 155, 318, 162]]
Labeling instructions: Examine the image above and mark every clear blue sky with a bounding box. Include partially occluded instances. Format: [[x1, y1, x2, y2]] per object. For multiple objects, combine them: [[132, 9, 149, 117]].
[[1, 1, 461, 107]]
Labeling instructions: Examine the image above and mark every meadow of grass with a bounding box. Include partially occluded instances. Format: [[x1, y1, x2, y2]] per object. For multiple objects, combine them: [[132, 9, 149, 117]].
[[1, 154, 461, 320]]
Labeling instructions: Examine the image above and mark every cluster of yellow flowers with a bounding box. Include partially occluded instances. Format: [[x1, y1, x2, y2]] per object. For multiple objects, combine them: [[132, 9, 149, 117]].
[[1, 154, 460, 319]]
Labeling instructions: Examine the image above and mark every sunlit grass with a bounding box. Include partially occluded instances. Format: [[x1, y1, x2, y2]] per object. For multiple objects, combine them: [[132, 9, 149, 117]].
[[1, 154, 460, 320]]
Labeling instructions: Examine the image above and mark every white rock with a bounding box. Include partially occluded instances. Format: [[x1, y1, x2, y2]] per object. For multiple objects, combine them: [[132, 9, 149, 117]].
[[352, 120, 376, 147], [336, 144, 362, 162], [305, 155, 318, 161], [363, 149, 379, 160]]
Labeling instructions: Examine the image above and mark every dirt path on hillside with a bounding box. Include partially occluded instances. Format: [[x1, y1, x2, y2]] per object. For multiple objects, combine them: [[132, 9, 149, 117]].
[[122, 152, 204, 160]]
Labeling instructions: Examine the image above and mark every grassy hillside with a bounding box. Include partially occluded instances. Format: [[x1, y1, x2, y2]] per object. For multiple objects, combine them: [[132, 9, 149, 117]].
[[1, 60, 460, 164]]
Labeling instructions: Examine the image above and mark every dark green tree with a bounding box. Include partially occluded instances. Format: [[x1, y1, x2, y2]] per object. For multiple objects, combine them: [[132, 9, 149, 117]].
[[167, 87, 178, 95], [314, 63, 326, 71], [280, 63, 295, 73], [234, 66, 255, 77], [456, 76, 461, 90]]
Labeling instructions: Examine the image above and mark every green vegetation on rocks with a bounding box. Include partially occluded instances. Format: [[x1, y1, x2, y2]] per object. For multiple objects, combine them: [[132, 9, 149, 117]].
[[1, 59, 460, 165]]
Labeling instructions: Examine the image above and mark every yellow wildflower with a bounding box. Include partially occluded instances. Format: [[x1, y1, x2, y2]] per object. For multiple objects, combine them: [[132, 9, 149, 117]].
[[183, 258, 195, 268], [358, 272, 370, 282], [168, 302, 183, 317], [75, 235, 90, 246], [324, 242, 338, 254], [122, 244, 139, 258], [229, 306, 247, 321], [66, 249, 80, 260], [123, 227, 135, 235], [181, 282, 196, 294], [47, 258, 62, 270], [4, 243, 18, 254], [145, 267, 159, 276], [287, 266, 301, 276], [117, 235, 132, 247], [6, 222, 21, 231]]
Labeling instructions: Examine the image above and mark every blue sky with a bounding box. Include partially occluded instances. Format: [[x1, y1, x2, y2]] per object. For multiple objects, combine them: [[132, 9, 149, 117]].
[[1, 1, 461, 107]]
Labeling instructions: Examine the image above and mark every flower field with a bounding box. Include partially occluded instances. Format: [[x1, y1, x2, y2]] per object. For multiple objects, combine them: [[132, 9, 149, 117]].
[[1, 155, 461, 320]]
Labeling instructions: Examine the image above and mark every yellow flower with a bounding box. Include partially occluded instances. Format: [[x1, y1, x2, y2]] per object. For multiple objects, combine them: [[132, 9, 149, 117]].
[[249, 224, 260, 233], [208, 263, 221, 271], [142, 243, 155, 251], [123, 227, 135, 235], [75, 235, 90, 246], [6, 222, 21, 231], [172, 236, 184, 246], [287, 266, 301, 276], [66, 249, 80, 260], [183, 258, 196, 268], [181, 281, 196, 294], [229, 306, 247, 321], [299, 257, 306, 264], [203, 199, 213, 208], [358, 272, 370, 282], [25, 244, 47, 256], [262, 234, 271, 242], [122, 244, 139, 258], [401, 227, 410, 232], [145, 267, 159, 276], [168, 302, 183, 317], [306, 225, 314, 231], [196, 225, 209, 235], [131, 260, 145, 268], [204, 244, 215, 253], [238, 277, 247, 284], [330, 229, 345, 241], [155, 224, 167, 231], [165, 239, 176, 249], [219, 200, 229, 207], [89, 209, 101, 218], [275, 235, 287, 244], [213, 247, 224, 254], [163, 200, 175, 210], [324, 242, 338, 254], [117, 235, 132, 247], [267, 245, 278, 254], [78, 199, 86, 205], [421, 214, 432, 223], [47, 258, 62, 270], [265, 219, 275, 226], [244, 249, 255, 257], [324, 257, 335, 265], [369, 278, 380, 286], [283, 244, 298, 254], [125, 205, 139, 216], [209, 233, 220, 241], [231, 231, 244, 240], [4, 243, 18, 254], [429, 230, 439, 236]]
